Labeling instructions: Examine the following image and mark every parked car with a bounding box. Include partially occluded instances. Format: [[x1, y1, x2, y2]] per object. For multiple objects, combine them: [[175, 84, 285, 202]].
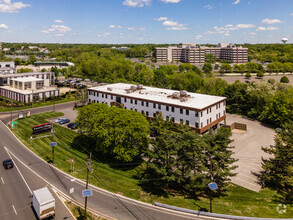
[[54, 118, 65, 123], [59, 119, 70, 125], [71, 123, 79, 130], [3, 159, 14, 169], [67, 123, 74, 128]]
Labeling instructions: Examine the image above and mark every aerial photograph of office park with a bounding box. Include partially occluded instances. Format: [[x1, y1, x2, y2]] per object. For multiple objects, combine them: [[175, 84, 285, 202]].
[[0, 0, 292, 219]]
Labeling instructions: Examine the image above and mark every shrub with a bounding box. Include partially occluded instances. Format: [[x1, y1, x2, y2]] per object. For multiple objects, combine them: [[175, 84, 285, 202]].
[[268, 78, 275, 85], [245, 73, 251, 79], [280, 76, 289, 83]]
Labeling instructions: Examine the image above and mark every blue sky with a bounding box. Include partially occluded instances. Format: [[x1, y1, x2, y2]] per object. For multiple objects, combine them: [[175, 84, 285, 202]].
[[0, 0, 292, 44]]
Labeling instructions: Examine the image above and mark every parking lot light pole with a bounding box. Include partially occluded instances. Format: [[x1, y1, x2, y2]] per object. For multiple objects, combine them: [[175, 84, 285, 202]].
[[51, 123, 55, 164]]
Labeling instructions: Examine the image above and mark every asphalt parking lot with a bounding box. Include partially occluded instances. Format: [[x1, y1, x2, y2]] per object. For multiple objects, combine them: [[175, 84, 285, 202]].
[[226, 113, 275, 192]]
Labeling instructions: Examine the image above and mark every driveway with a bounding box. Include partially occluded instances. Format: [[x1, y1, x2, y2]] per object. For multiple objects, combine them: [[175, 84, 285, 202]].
[[226, 113, 275, 192]]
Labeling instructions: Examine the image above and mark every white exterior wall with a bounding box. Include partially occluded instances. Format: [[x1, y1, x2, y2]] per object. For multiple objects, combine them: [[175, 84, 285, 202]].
[[88, 91, 226, 130]]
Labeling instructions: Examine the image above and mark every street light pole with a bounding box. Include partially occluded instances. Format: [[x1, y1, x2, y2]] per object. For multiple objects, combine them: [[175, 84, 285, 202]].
[[84, 152, 92, 220], [51, 123, 54, 165], [209, 157, 213, 213], [10, 101, 12, 126]]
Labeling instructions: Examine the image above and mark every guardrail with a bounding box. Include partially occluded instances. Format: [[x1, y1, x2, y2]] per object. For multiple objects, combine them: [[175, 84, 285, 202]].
[[153, 202, 292, 220]]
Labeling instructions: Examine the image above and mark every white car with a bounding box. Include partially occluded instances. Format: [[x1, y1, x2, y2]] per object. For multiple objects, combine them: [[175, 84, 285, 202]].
[[54, 118, 65, 123]]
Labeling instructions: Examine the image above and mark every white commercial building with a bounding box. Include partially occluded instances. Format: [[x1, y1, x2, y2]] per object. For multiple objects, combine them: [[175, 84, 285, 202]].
[[88, 83, 226, 134], [0, 77, 59, 103]]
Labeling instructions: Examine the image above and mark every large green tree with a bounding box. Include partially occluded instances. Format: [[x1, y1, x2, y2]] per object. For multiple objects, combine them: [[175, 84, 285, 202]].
[[76, 103, 150, 162], [261, 123, 293, 203]]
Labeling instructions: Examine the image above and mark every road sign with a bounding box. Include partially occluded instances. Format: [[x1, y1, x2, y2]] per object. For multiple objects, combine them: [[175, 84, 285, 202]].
[[50, 142, 57, 147], [71, 159, 75, 164], [70, 188, 74, 194], [82, 189, 93, 197], [11, 121, 18, 128], [208, 182, 218, 190]]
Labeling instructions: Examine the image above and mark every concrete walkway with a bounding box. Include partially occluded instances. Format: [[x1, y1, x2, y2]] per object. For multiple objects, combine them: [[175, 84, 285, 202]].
[[226, 114, 275, 192]]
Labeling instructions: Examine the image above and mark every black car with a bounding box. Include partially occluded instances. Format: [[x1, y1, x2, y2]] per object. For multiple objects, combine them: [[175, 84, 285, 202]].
[[3, 159, 14, 169], [71, 123, 79, 130], [67, 122, 74, 128]]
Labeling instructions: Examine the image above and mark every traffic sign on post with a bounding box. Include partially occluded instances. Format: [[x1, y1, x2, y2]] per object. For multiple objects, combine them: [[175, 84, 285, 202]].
[[50, 142, 57, 147], [82, 189, 93, 197], [208, 182, 218, 190], [71, 159, 75, 164], [11, 121, 18, 128]]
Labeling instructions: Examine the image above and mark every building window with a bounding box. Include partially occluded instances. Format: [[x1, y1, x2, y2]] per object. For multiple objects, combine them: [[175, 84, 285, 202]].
[[171, 117, 175, 122], [219, 113, 221, 117], [111, 95, 113, 100], [195, 112, 198, 117], [180, 109, 183, 114], [166, 106, 169, 111], [216, 104, 218, 110], [146, 102, 149, 107], [141, 110, 145, 115], [102, 94, 104, 98], [207, 119, 209, 124], [195, 122, 199, 128], [219, 103, 221, 108], [146, 111, 149, 116], [210, 118, 212, 123], [131, 99, 133, 104], [105, 94, 108, 98], [153, 103, 156, 108], [142, 101, 144, 106], [97, 93, 99, 97], [158, 104, 161, 110], [186, 110, 189, 115], [201, 112, 203, 117], [124, 97, 127, 102], [135, 100, 137, 105], [207, 109, 209, 114], [186, 120, 189, 125], [171, 107, 175, 112], [216, 114, 218, 119], [153, 113, 156, 117], [210, 108, 212, 112], [201, 122, 203, 128]]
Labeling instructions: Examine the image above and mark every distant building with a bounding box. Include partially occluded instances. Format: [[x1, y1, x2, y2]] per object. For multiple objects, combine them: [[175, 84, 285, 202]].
[[34, 61, 74, 70], [88, 83, 226, 134], [155, 43, 248, 64], [0, 62, 16, 74]]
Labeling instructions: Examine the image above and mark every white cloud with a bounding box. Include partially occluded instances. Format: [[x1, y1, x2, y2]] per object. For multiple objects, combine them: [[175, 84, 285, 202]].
[[291, 13, 293, 16], [160, 0, 181, 3], [195, 34, 203, 40], [127, 26, 145, 31], [41, 25, 72, 35], [55, 20, 63, 23], [137, 37, 144, 41], [162, 20, 187, 30], [97, 32, 111, 38], [204, 5, 212, 10], [261, 18, 282, 24], [257, 26, 279, 31], [232, 0, 240, 5], [154, 17, 168, 21], [55, 33, 64, 37], [109, 24, 122, 29], [236, 24, 255, 29], [0, 23, 8, 29], [122, 0, 151, 8], [0, 0, 30, 13]]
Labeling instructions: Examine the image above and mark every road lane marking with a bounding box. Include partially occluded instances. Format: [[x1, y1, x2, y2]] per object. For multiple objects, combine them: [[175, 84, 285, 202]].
[[12, 205, 17, 215], [4, 147, 32, 194], [1, 177, 4, 184]]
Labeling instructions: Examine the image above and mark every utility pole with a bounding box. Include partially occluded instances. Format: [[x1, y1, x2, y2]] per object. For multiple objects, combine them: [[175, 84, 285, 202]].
[[10, 101, 12, 126], [209, 157, 213, 213], [84, 153, 92, 220], [51, 123, 54, 164]]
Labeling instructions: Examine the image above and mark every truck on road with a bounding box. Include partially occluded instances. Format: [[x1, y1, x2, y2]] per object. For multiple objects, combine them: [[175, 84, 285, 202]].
[[32, 187, 55, 219]]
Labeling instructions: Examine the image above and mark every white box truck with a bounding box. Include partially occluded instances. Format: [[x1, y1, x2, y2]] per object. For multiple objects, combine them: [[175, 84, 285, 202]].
[[32, 187, 55, 219]]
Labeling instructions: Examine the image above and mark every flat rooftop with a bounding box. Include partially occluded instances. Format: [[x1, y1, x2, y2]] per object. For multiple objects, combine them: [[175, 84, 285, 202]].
[[1, 85, 58, 94], [0, 72, 51, 78], [89, 83, 226, 110], [11, 77, 43, 82]]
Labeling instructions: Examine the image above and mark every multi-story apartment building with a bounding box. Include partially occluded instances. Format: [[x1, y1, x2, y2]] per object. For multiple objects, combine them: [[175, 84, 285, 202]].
[[155, 43, 248, 64], [88, 83, 226, 134]]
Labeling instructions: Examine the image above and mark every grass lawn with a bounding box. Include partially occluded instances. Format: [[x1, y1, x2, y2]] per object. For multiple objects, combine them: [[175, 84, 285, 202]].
[[0, 96, 78, 112], [13, 112, 292, 218]]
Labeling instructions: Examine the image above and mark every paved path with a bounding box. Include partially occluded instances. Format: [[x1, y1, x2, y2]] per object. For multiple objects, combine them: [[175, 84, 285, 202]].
[[226, 114, 275, 192]]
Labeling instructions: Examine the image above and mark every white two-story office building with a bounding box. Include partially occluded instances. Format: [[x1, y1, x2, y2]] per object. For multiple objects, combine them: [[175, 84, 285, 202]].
[[88, 83, 226, 134]]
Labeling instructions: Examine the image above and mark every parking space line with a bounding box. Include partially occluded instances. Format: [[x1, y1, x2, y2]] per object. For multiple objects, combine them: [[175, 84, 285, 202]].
[[12, 205, 17, 215], [1, 177, 4, 184]]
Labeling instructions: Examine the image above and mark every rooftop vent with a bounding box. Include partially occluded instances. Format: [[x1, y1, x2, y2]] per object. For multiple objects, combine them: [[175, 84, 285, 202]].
[[180, 90, 187, 97], [130, 85, 137, 91], [180, 97, 188, 102], [137, 84, 143, 89], [107, 87, 112, 91], [172, 92, 180, 98]]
